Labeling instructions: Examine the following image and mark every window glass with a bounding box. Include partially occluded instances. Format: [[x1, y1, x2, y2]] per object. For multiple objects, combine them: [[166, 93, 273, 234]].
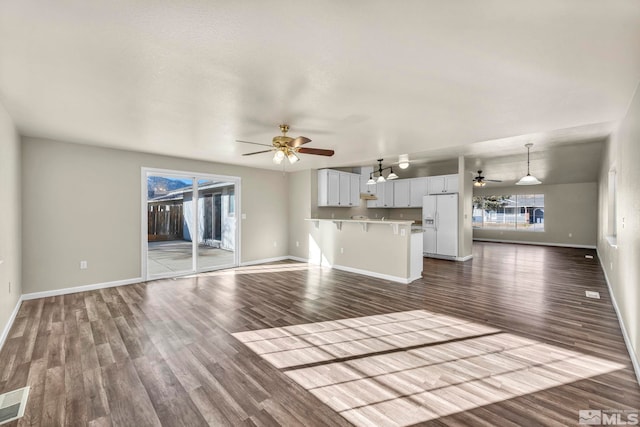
[[473, 194, 544, 231]]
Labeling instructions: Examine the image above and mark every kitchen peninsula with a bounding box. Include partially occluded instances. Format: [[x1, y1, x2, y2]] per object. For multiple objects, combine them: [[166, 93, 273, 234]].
[[305, 218, 423, 283]]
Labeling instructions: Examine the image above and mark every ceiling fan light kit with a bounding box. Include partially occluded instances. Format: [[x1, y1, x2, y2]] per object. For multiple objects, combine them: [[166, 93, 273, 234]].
[[367, 159, 398, 185], [516, 143, 542, 185]]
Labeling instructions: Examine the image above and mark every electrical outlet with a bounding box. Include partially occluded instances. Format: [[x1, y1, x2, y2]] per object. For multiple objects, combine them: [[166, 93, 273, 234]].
[[331, 212, 335, 219], [273, 241, 277, 248], [340, 247, 344, 254], [241, 213, 246, 219], [296, 241, 299, 247], [568, 233, 572, 238], [80, 260, 88, 270], [399, 213, 403, 218]]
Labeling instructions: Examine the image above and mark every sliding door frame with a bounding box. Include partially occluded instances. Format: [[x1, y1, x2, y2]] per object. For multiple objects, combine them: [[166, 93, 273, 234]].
[[141, 167, 242, 280]]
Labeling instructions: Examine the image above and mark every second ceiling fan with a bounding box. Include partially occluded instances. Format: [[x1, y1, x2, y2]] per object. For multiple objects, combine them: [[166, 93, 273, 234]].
[[473, 170, 502, 187], [237, 124, 334, 164]]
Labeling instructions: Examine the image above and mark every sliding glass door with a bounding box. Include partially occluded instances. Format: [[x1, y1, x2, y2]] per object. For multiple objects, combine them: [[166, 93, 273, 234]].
[[144, 169, 239, 280]]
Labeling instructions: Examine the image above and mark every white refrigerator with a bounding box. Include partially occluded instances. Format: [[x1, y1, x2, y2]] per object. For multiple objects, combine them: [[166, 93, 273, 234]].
[[423, 193, 458, 258]]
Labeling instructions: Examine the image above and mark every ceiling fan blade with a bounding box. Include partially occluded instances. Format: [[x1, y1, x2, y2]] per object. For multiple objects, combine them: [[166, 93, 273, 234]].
[[291, 136, 311, 147], [486, 179, 503, 182], [236, 140, 272, 147], [242, 149, 273, 156], [297, 147, 335, 156]]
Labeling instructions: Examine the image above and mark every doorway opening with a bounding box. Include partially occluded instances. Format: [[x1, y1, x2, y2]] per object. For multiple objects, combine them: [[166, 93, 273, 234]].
[[142, 168, 240, 280]]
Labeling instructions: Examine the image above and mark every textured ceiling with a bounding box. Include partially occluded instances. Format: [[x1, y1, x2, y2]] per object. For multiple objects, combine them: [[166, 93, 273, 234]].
[[0, 1, 639, 183]]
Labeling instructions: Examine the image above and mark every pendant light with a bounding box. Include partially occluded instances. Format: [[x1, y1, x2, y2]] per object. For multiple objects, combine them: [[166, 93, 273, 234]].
[[367, 159, 399, 185], [516, 143, 542, 185]]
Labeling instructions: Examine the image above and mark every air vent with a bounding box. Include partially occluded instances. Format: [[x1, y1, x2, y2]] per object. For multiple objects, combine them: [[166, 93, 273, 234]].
[[585, 255, 594, 259], [585, 291, 601, 299], [0, 387, 29, 425]]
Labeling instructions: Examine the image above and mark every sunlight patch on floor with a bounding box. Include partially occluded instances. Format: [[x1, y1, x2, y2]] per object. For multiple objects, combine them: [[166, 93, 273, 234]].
[[233, 310, 625, 427]]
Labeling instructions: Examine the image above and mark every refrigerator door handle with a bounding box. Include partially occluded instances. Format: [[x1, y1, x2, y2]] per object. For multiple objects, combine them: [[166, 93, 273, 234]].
[[435, 212, 439, 231]]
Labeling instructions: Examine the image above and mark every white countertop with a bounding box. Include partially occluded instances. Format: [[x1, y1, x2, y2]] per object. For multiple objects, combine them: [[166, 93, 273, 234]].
[[305, 218, 415, 225]]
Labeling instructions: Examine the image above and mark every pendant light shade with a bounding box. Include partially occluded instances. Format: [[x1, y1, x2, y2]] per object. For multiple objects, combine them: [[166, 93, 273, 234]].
[[516, 143, 542, 185]]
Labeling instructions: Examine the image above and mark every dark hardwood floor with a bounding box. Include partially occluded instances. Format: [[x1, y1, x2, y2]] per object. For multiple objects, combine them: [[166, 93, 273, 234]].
[[0, 242, 638, 426]]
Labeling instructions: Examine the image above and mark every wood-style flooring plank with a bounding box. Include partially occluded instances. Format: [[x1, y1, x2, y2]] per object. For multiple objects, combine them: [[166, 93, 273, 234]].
[[0, 243, 638, 426]]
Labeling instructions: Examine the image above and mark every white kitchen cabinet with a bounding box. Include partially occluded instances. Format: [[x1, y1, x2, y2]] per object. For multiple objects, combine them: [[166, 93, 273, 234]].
[[367, 181, 393, 208], [339, 173, 350, 206], [367, 182, 384, 208], [393, 180, 411, 207], [350, 174, 361, 207], [428, 174, 459, 194], [365, 183, 378, 207], [409, 177, 429, 207], [318, 169, 361, 207], [382, 181, 394, 207]]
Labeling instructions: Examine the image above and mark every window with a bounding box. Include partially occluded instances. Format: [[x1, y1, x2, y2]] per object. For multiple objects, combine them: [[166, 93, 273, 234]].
[[473, 194, 544, 231], [228, 189, 235, 215]]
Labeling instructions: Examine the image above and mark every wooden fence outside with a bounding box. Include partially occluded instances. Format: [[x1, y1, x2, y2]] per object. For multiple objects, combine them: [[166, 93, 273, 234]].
[[148, 201, 184, 241]]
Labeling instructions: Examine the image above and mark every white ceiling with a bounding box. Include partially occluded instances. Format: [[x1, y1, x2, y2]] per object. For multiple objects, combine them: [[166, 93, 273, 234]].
[[1, 1, 639, 183]]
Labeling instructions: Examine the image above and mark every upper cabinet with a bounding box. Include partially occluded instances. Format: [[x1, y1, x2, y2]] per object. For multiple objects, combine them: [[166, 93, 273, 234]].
[[393, 180, 411, 207], [409, 177, 429, 207], [318, 169, 361, 207], [428, 174, 459, 194], [367, 180, 392, 208], [319, 169, 458, 208]]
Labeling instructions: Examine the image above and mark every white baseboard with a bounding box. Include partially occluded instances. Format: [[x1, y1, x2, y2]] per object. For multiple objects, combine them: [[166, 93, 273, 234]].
[[473, 238, 596, 249], [423, 254, 473, 262], [596, 249, 640, 386], [324, 263, 412, 284], [21, 277, 144, 300], [0, 297, 23, 352], [287, 256, 309, 263], [239, 256, 291, 267], [292, 255, 413, 284]]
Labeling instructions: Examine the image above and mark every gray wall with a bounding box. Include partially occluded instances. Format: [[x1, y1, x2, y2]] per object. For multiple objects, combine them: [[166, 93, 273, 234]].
[[21, 138, 289, 294], [473, 182, 598, 247], [288, 170, 311, 260], [0, 102, 21, 341], [598, 83, 640, 376]]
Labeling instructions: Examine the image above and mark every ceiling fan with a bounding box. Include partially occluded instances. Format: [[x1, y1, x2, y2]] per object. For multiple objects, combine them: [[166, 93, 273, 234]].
[[237, 124, 335, 164], [473, 170, 502, 187]]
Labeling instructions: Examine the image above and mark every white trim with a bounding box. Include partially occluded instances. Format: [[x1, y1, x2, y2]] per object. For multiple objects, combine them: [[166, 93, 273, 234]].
[[473, 238, 596, 249], [240, 256, 290, 267], [0, 297, 23, 351], [456, 254, 473, 261], [21, 277, 143, 301], [328, 264, 413, 284], [596, 249, 640, 386], [287, 256, 310, 263]]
